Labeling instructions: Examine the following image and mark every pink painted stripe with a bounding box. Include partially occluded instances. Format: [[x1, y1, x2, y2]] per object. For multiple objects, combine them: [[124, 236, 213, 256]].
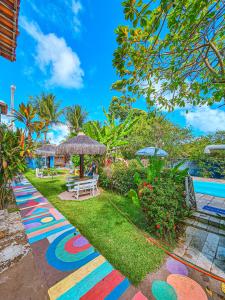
[[132, 292, 148, 300], [20, 202, 47, 211], [27, 220, 69, 238]]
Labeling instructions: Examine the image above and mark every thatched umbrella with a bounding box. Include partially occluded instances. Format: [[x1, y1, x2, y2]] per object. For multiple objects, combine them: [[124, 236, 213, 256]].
[[36, 144, 56, 156], [56, 132, 106, 178]]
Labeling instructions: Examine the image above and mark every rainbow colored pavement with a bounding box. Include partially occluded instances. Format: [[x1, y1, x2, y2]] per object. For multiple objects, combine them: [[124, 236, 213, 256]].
[[13, 178, 140, 300]]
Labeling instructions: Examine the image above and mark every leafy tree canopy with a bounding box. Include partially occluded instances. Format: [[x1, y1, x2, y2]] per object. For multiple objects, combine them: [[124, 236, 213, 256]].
[[113, 0, 225, 110], [122, 113, 192, 159]]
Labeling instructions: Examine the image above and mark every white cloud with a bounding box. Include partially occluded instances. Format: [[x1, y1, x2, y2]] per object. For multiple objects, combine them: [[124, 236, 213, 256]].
[[47, 124, 70, 145], [72, 0, 83, 32], [1, 114, 11, 126], [20, 17, 84, 88], [182, 106, 225, 133]]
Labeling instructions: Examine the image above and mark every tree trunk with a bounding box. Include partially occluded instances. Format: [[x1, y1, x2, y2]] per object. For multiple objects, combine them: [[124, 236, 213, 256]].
[[44, 130, 47, 143], [80, 154, 84, 178]]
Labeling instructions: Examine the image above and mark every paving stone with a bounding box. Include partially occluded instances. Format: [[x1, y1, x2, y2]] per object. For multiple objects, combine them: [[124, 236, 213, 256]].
[[198, 214, 210, 224], [194, 228, 208, 238], [189, 233, 207, 252], [202, 233, 219, 258], [207, 225, 219, 234], [184, 247, 201, 264], [216, 246, 225, 261], [218, 228, 225, 236], [218, 237, 225, 247], [173, 245, 187, 257], [209, 216, 221, 227], [196, 253, 213, 271], [211, 259, 225, 277]]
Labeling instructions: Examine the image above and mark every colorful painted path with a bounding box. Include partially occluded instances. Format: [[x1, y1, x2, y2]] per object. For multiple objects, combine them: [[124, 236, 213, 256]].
[[13, 178, 142, 300], [13, 178, 225, 300]]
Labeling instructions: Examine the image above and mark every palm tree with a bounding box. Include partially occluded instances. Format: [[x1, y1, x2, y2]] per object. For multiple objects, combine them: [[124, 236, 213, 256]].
[[13, 103, 44, 141], [65, 105, 88, 136], [31, 93, 63, 142]]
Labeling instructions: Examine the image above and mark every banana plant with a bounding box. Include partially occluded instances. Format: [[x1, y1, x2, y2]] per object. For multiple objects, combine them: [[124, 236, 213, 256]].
[[83, 109, 139, 156]]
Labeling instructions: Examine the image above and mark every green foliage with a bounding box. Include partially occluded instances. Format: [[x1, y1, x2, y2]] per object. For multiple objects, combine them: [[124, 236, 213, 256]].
[[127, 189, 140, 207], [109, 95, 135, 121], [30, 93, 63, 142], [42, 168, 58, 178], [71, 155, 80, 167], [13, 102, 44, 140], [99, 159, 146, 194], [140, 173, 190, 241], [0, 125, 31, 209], [182, 131, 225, 178], [83, 109, 139, 156], [136, 157, 190, 240], [65, 105, 88, 136], [113, 0, 225, 109], [122, 113, 192, 160]]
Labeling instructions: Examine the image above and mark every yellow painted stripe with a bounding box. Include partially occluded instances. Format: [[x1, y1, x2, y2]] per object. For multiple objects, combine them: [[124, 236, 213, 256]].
[[48, 255, 106, 300]]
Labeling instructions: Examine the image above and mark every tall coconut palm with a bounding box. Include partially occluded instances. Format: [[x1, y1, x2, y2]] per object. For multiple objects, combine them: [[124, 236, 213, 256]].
[[65, 105, 88, 136], [13, 103, 44, 141], [31, 93, 63, 142]]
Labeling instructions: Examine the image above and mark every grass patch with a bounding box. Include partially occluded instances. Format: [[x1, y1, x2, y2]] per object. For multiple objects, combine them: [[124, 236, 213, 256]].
[[25, 170, 165, 285]]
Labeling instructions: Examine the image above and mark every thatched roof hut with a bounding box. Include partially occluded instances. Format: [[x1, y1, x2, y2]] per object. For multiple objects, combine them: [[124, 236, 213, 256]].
[[36, 144, 56, 156], [56, 132, 106, 177]]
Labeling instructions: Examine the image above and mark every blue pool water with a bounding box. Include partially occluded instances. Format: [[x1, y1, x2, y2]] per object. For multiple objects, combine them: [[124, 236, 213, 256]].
[[194, 180, 225, 198]]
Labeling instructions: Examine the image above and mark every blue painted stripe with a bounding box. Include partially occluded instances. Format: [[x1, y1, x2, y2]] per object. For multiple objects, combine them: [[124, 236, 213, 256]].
[[203, 205, 225, 215], [28, 224, 73, 244], [25, 219, 66, 234], [105, 278, 130, 300], [58, 261, 114, 300]]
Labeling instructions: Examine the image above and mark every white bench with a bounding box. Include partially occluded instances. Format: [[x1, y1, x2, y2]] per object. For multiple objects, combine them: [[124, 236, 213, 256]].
[[66, 179, 98, 199]]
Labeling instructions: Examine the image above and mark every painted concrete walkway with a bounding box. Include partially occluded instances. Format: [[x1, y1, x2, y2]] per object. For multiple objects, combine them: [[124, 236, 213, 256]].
[[13, 178, 142, 300]]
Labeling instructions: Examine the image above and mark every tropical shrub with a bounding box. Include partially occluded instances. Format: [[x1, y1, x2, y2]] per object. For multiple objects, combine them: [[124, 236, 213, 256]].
[[99, 159, 146, 194], [0, 125, 31, 209], [133, 158, 190, 240]]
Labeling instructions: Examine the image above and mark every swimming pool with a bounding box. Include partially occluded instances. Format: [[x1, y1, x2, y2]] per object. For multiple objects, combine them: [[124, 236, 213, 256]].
[[193, 180, 225, 198]]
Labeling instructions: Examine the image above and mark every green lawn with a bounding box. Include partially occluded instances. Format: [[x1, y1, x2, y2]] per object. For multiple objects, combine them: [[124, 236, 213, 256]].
[[25, 170, 165, 285]]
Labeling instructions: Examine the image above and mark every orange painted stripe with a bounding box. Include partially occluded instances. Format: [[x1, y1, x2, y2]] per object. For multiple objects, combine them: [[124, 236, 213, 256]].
[[27, 220, 69, 238]]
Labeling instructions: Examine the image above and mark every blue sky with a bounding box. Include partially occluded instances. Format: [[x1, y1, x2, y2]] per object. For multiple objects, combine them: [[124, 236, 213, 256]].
[[0, 0, 225, 143]]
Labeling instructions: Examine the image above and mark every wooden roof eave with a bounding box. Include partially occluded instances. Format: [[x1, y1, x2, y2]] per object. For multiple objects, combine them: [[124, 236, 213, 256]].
[[0, 0, 20, 61]]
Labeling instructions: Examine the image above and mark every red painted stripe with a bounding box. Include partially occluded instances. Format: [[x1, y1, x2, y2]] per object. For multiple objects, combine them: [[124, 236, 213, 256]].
[[65, 234, 91, 254], [80, 270, 125, 300]]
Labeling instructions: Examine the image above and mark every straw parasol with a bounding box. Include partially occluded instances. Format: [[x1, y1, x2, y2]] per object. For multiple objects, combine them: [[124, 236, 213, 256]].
[[36, 144, 56, 156], [56, 132, 106, 178]]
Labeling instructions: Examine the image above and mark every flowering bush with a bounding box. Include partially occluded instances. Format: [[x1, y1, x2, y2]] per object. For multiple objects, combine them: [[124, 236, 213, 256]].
[[127, 157, 191, 240], [139, 172, 190, 240]]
